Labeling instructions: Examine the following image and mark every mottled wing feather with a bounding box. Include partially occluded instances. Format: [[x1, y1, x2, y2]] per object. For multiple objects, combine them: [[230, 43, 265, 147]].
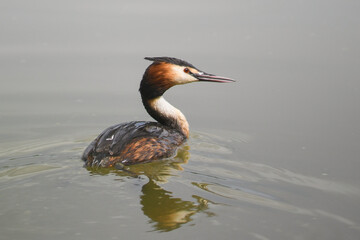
[[82, 121, 186, 167], [121, 137, 181, 163]]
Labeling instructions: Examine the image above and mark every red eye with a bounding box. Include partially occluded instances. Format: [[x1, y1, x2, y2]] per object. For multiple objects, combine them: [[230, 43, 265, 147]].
[[183, 68, 190, 73]]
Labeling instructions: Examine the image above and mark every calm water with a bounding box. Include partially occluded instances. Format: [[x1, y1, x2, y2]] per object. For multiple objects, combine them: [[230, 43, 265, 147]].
[[1, 1, 360, 240]]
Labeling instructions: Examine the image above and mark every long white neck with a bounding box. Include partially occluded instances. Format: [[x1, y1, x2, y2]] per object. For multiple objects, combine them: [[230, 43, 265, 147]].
[[143, 96, 189, 138]]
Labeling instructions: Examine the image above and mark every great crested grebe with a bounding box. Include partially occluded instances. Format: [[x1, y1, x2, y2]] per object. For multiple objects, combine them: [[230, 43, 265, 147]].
[[82, 57, 235, 168]]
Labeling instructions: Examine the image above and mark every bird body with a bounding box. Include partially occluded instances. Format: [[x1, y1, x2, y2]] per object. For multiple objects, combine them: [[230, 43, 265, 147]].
[[82, 57, 234, 168]]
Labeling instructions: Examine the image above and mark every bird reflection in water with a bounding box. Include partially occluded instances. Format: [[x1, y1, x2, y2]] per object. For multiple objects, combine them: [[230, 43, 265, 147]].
[[86, 145, 215, 232], [141, 179, 213, 232]]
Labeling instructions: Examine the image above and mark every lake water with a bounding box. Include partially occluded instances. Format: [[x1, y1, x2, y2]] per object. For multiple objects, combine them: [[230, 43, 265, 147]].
[[1, 1, 360, 239]]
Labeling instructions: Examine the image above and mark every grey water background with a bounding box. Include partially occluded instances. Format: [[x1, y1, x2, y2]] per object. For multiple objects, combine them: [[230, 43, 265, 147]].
[[1, 1, 360, 239]]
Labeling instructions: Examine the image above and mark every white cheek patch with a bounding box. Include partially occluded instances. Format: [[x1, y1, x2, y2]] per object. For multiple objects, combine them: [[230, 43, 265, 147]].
[[171, 65, 198, 84]]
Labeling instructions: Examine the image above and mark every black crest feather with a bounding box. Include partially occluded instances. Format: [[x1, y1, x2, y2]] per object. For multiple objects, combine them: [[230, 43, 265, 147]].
[[144, 57, 197, 69]]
